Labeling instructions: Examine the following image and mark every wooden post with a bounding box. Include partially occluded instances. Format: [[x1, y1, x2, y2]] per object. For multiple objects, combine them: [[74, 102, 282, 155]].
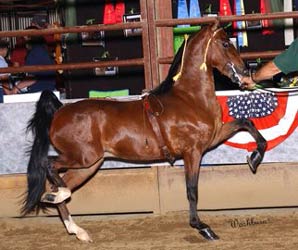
[[154, 0, 174, 82]]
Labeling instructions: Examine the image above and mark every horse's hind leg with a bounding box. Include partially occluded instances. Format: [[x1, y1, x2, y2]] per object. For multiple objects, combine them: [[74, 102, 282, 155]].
[[42, 158, 103, 204], [60, 158, 103, 190], [40, 159, 71, 204], [212, 118, 267, 174], [184, 151, 219, 240], [56, 160, 103, 242], [57, 201, 92, 242]]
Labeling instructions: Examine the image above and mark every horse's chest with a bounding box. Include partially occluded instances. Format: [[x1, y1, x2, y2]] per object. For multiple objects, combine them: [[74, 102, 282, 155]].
[[169, 122, 213, 150]]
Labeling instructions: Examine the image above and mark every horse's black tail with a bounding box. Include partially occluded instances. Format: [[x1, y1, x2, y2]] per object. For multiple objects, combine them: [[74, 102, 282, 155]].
[[21, 90, 63, 216]]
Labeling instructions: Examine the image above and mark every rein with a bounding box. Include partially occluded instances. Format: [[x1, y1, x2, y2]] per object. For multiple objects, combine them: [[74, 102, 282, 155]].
[[254, 86, 298, 96]]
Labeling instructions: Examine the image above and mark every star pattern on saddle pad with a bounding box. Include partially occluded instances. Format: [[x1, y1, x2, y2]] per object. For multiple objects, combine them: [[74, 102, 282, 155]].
[[227, 92, 278, 119]]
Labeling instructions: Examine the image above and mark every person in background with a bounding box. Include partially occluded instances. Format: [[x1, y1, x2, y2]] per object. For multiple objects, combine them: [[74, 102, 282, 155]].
[[10, 14, 54, 67], [31, 14, 65, 92], [31, 13, 56, 57], [10, 30, 56, 94], [241, 38, 298, 89], [10, 36, 27, 67], [0, 39, 10, 102]]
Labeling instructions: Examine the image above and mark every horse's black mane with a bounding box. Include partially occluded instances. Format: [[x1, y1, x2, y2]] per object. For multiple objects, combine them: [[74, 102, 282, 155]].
[[149, 37, 188, 95]]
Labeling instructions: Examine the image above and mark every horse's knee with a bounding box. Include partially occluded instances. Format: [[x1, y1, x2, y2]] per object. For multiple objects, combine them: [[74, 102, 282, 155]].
[[237, 118, 254, 127]]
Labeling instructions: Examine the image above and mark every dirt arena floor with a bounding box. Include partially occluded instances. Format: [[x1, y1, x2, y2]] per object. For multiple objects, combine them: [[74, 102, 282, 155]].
[[1, 209, 298, 250]]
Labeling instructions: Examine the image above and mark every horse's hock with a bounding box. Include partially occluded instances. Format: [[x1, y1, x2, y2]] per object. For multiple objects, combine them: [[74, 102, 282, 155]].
[[1, 162, 298, 217]]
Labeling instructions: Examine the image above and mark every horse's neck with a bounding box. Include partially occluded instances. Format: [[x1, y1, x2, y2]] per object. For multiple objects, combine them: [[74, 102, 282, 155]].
[[173, 71, 217, 115], [176, 64, 216, 97], [178, 33, 216, 92], [173, 29, 218, 104]]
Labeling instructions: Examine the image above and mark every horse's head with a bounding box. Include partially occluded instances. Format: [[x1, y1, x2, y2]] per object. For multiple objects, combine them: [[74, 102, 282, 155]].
[[202, 20, 247, 88]]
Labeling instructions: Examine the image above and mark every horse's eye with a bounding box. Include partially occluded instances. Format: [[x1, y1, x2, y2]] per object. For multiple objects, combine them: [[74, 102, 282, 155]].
[[223, 41, 230, 48]]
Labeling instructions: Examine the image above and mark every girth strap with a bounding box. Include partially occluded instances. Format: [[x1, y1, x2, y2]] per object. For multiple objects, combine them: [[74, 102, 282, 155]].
[[143, 95, 175, 165]]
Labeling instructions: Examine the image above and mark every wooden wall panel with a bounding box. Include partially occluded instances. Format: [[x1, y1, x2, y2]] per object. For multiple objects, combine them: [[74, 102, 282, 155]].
[[1, 163, 298, 218], [158, 163, 298, 213], [0, 167, 160, 217]]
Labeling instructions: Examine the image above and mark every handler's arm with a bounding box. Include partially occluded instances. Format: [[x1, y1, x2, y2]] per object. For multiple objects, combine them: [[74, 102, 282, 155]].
[[251, 61, 281, 83], [241, 61, 281, 89]]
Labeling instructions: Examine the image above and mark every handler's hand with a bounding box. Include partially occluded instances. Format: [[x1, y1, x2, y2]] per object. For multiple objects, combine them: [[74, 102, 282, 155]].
[[241, 76, 256, 90]]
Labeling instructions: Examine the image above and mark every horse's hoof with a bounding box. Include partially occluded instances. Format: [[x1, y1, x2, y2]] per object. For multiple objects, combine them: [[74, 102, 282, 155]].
[[247, 150, 262, 174], [76, 229, 93, 243], [247, 155, 257, 174], [199, 227, 219, 241], [41, 187, 71, 204]]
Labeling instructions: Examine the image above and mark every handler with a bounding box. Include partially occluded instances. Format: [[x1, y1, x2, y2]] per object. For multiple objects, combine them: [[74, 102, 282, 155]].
[[241, 38, 298, 89]]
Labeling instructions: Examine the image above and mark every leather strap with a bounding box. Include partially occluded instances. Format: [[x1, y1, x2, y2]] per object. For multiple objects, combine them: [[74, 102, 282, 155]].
[[143, 95, 175, 165]]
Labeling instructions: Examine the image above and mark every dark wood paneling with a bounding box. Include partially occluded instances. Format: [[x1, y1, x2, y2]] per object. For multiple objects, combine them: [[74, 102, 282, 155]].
[[66, 1, 145, 98]]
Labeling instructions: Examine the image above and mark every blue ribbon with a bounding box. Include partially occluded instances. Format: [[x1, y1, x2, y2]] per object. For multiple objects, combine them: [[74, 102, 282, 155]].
[[177, 0, 190, 27], [235, 0, 243, 46], [189, 0, 201, 18]]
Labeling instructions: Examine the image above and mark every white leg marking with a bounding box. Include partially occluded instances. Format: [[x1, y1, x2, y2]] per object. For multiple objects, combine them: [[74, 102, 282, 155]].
[[64, 215, 92, 242]]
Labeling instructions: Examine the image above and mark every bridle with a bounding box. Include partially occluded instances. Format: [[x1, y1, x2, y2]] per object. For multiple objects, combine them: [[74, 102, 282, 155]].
[[172, 27, 246, 88], [202, 28, 246, 88]]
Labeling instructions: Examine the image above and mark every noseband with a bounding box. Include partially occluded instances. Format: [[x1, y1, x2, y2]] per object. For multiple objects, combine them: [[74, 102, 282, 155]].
[[225, 62, 245, 88]]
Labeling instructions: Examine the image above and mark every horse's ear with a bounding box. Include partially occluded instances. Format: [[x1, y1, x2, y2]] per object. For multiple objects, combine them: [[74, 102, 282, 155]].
[[211, 18, 220, 31]]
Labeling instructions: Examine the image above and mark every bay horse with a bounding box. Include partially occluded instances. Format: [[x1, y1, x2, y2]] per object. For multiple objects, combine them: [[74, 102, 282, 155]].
[[22, 21, 267, 242]]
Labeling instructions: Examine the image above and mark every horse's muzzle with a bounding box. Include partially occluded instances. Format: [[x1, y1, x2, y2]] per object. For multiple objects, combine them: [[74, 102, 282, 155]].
[[225, 62, 248, 88]]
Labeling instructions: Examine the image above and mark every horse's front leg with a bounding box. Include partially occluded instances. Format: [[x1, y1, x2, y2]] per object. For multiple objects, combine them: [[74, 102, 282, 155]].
[[211, 118, 267, 174], [184, 152, 219, 240]]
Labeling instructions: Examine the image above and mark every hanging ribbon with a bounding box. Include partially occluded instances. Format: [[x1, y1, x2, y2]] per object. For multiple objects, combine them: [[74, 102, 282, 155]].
[[260, 0, 274, 35], [234, 0, 248, 47], [115, 0, 125, 23], [284, 0, 294, 45], [271, 0, 283, 27], [103, 1, 116, 24], [219, 0, 232, 16], [219, 0, 233, 30], [189, 0, 201, 18], [177, 0, 190, 27]]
